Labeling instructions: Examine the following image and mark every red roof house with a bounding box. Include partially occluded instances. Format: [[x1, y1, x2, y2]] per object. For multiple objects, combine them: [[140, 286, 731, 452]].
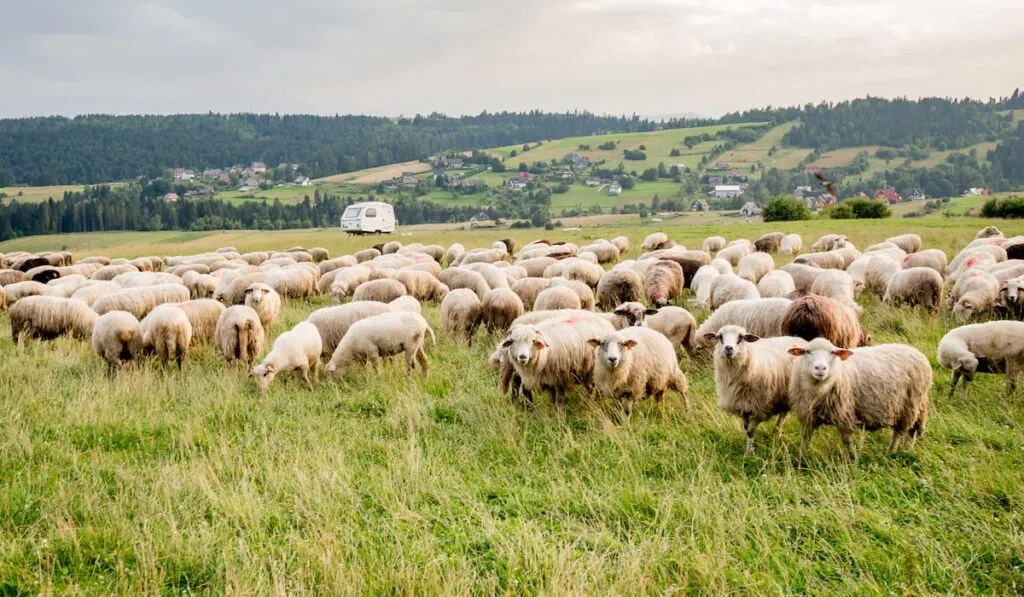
[[874, 188, 902, 204]]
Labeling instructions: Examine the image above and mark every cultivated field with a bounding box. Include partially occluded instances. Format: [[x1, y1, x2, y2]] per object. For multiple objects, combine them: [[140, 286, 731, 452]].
[[1, 218, 1024, 594], [716, 121, 809, 171], [315, 161, 432, 184], [0, 184, 88, 203]]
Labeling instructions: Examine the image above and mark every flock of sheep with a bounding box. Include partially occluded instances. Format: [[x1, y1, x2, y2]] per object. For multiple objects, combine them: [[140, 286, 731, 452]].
[[1, 224, 1023, 460]]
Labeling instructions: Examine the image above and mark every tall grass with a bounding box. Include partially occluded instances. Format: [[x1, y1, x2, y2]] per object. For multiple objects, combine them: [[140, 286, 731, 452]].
[[1, 220, 1023, 594]]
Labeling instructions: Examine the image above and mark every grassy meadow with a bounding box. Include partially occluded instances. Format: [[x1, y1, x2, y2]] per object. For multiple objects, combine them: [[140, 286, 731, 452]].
[[1, 218, 1024, 593]]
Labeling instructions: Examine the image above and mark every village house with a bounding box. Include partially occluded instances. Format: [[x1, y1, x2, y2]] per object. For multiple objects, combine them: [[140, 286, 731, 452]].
[[585, 176, 604, 186], [963, 187, 990, 197], [712, 162, 730, 171], [874, 188, 902, 204], [907, 188, 926, 201], [608, 181, 622, 196], [710, 184, 743, 199], [803, 166, 821, 175], [217, 173, 231, 183], [691, 199, 709, 212], [708, 176, 724, 186], [202, 168, 224, 179], [793, 185, 813, 198], [469, 210, 491, 223], [251, 162, 267, 173], [294, 176, 312, 186], [173, 168, 195, 181], [563, 153, 591, 170], [402, 172, 419, 188], [739, 202, 762, 217], [164, 192, 180, 203], [447, 158, 464, 169], [727, 169, 748, 181]]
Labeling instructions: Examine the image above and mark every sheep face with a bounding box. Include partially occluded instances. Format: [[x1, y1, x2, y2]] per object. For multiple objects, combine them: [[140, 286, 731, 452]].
[[501, 327, 546, 366], [246, 284, 271, 304], [788, 338, 853, 383], [250, 362, 277, 390], [704, 325, 760, 362], [613, 302, 657, 328], [1001, 278, 1024, 306], [953, 298, 977, 323], [588, 334, 637, 369]]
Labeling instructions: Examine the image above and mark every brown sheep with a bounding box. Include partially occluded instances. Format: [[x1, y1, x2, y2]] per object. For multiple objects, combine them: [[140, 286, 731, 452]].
[[644, 260, 684, 307], [780, 295, 868, 350]]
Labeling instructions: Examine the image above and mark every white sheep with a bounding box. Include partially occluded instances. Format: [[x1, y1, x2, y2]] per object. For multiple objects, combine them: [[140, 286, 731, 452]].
[[690, 265, 720, 308], [306, 301, 393, 357], [709, 274, 759, 310], [482, 288, 524, 333], [325, 311, 435, 378], [92, 311, 144, 371], [589, 327, 689, 418], [3, 281, 47, 306], [251, 321, 323, 391], [779, 234, 802, 256], [809, 269, 860, 313], [757, 270, 796, 298], [645, 306, 698, 357], [737, 252, 774, 283], [595, 269, 643, 310], [883, 267, 943, 310], [787, 338, 931, 459], [938, 321, 1024, 399], [215, 305, 265, 364], [177, 299, 227, 343], [549, 278, 596, 311], [716, 244, 750, 267], [141, 304, 193, 368], [885, 233, 922, 254], [695, 298, 793, 347], [533, 286, 581, 311], [441, 288, 483, 344], [702, 236, 727, 253], [863, 255, 903, 296], [9, 295, 98, 342], [328, 266, 373, 302], [641, 232, 670, 252], [611, 236, 630, 255], [903, 248, 947, 274], [243, 282, 281, 328], [703, 325, 803, 456], [950, 270, 1000, 323], [352, 278, 407, 303]]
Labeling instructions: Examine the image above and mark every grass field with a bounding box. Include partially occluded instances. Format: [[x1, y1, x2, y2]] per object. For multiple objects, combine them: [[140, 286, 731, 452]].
[[716, 121, 810, 171], [315, 161, 432, 184], [0, 184, 88, 204], [2, 217, 1024, 593], [214, 186, 316, 205]]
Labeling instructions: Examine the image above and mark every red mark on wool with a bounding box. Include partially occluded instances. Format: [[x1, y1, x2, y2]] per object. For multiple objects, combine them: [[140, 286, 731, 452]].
[[562, 316, 578, 324]]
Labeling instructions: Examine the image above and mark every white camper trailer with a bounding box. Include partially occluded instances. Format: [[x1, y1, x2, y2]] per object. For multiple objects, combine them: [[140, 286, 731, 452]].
[[340, 201, 396, 235]]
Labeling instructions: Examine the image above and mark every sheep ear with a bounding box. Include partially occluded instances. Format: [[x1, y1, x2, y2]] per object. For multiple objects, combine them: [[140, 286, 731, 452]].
[[613, 308, 626, 316], [500, 338, 513, 348], [265, 363, 276, 373], [262, 288, 270, 295], [702, 332, 718, 342], [833, 349, 854, 361], [742, 334, 760, 343], [587, 338, 601, 347], [644, 309, 659, 316], [534, 340, 548, 350], [787, 347, 806, 356], [621, 340, 638, 350]]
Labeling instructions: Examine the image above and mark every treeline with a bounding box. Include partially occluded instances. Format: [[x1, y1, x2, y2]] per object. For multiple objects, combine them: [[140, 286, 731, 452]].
[[0, 185, 482, 241], [782, 97, 1012, 150], [0, 111, 705, 186]]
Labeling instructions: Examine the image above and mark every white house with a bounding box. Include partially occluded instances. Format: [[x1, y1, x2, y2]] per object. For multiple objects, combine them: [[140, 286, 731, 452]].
[[739, 202, 762, 217], [710, 184, 742, 199], [608, 181, 622, 195], [294, 176, 312, 186]]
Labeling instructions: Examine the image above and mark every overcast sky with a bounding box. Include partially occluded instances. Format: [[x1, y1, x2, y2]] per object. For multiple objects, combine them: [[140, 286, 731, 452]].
[[2, 0, 1022, 119]]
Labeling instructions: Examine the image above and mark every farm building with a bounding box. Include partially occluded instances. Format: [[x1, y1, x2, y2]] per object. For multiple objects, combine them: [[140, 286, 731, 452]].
[[710, 184, 743, 199], [608, 182, 622, 196], [739, 202, 762, 217], [874, 188, 902, 204], [691, 199, 709, 212]]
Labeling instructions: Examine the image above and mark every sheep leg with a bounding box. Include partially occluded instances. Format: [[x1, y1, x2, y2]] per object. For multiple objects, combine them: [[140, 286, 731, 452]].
[[799, 423, 817, 460], [416, 347, 429, 378], [743, 415, 761, 457], [405, 348, 417, 373], [888, 429, 906, 452], [960, 375, 972, 401], [774, 412, 789, 433], [300, 365, 314, 391], [948, 370, 961, 400], [1006, 365, 1020, 395], [838, 426, 858, 460], [310, 359, 319, 391], [622, 396, 635, 422]]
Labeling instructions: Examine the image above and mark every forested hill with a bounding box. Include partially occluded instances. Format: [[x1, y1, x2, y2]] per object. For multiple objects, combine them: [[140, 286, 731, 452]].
[[0, 112, 687, 186]]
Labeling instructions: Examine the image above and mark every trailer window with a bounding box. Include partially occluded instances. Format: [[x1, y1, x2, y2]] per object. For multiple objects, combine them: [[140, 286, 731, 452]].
[[365, 208, 377, 217], [342, 206, 362, 219]]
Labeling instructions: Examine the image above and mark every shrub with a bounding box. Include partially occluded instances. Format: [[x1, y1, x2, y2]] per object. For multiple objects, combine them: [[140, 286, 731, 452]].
[[669, 148, 681, 157], [598, 141, 617, 150], [763, 196, 811, 222], [624, 149, 647, 161], [981, 196, 1024, 218], [827, 203, 854, 219], [845, 198, 891, 219]]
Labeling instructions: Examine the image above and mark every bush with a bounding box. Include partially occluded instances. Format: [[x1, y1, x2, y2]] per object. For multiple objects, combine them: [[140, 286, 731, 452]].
[[598, 141, 617, 150], [638, 145, 647, 150], [981, 196, 1024, 218], [845, 198, 891, 219], [669, 148, 681, 157], [763, 196, 811, 222], [640, 168, 658, 181], [827, 203, 854, 219], [624, 149, 647, 161]]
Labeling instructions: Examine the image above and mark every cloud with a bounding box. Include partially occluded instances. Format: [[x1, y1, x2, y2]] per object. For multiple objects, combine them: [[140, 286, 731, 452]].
[[0, 0, 1021, 118]]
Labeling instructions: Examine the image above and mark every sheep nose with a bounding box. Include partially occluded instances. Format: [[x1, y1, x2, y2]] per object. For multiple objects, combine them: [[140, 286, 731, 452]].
[[517, 354, 529, 364], [607, 356, 618, 366], [723, 346, 734, 356]]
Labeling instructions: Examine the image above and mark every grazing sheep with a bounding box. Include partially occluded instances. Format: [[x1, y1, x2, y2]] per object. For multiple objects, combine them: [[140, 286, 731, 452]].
[[318, 256, 358, 276], [949, 246, 1007, 277], [976, 225, 1003, 239], [215, 305, 265, 364], [811, 234, 848, 252], [716, 244, 750, 267], [809, 269, 860, 313], [0, 269, 29, 286], [177, 299, 226, 343], [754, 232, 783, 253], [644, 260, 684, 307], [779, 263, 822, 294], [500, 316, 616, 406], [327, 266, 373, 302], [444, 243, 466, 266], [883, 267, 943, 310], [78, 256, 111, 266], [457, 248, 507, 266], [393, 269, 449, 301], [545, 258, 604, 288], [352, 278, 407, 303], [885, 234, 922, 254], [90, 263, 139, 281], [354, 248, 381, 263], [534, 286, 582, 311], [865, 242, 900, 254], [250, 321, 323, 391], [596, 269, 643, 310], [788, 338, 931, 459], [511, 277, 552, 309], [697, 236, 725, 254], [214, 272, 269, 305], [266, 267, 317, 300], [611, 236, 629, 255], [690, 265, 720, 308], [239, 252, 269, 266], [12, 256, 50, 272], [951, 270, 1000, 323], [3, 281, 47, 306], [308, 248, 329, 263], [779, 234, 803, 256], [306, 302, 393, 357], [463, 262, 511, 290], [182, 271, 218, 299], [441, 288, 483, 344], [326, 311, 435, 378], [645, 306, 698, 357], [92, 311, 144, 370], [695, 298, 793, 347], [728, 239, 751, 249], [579, 242, 620, 264], [515, 257, 558, 278], [589, 327, 689, 417], [863, 256, 903, 296], [10, 296, 98, 342], [656, 251, 711, 289], [69, 281, 121, 307], [938, 321, 1024, 399], [481, 288, 525, 333], [141, 305, 193, 368], [781, 294, 868, 350], [546, 279, 594, 310], [794, 251, 847, 270], [641, 232, 670, 252], [711, 258, 733, 275], [757, 270, 796, 298], [737, 252, 774, 283], [704, 325, 803, 456], [26, 266, 61, 284], [709, 274, 759, 310], [241, 282, 281, 329], [0, 285, 5, 312]]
